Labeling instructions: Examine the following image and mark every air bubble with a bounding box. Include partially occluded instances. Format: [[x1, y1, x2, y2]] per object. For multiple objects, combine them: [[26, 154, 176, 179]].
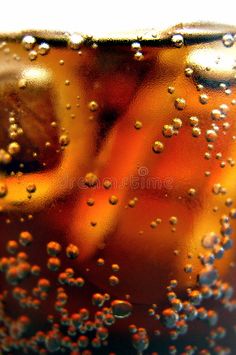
[[134, 120, 143, 129], [47, 241, 62, 256], [22, 35, 36, 50], [19, 231, 33, 246], [162, 125, 175, 138], [174, 98, 186, 110], [152, 140, 164, 153], [109, 195, 118, 205], [38, 43, 50, 55], [198, 266, 218, 286], [222, 33, 234, 47], [66, 244, 79, 259], [171, 34, 184, 48], [68, 33, 84, 49], [111, 300, 132, 318], [84, 173, 98, 187], [0, 182, 8, 197]]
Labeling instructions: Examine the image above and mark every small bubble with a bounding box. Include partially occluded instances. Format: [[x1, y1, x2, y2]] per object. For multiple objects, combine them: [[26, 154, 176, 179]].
[[185, 67, 194, 77], [22, 35, 36, 50], [19, 231, 33, 246], [68, 33, 84, 49], [150, 220, 158, 228], [18, 78, 27, 89], [152, 140, 164, 153], [38, 278, 51, 292], [169, 216, 178, 225], [172, 118, 182, 129], [131, 42, 141, 51], [92, 293, 105, 307], [103, 179, 112, 189], [26, 183, 36, 193], [222, 33, 234, 47], [171, 34, 184, 48], [47, 257, 61, 272], [28, 50, 37, 61], [162, 125, 175, 138], [111, 264, 120, 272], [66, 244, 79, 259], [0, 182, 8, 197], [206, 129, 218, 142], [109, 195, 118, 205], [162, 308, 179, 328], [189, 290, 202, 306], [88, 101, 99, 112], [168, 86, 175, 94], [87, 198, 95, 206], [188, 188, 196, 196], [97, 258, 105, 266], [38, 42, 50, 55], [7, 142, 21, 155], [184, 264, 193, 273], [59, 134, 70, 147], [199, 94, 209, 104], [109, 275, 119, 286], [174, 98, 186, 110], [6, 240, 19, 254], [111, 300, 132, 318], [211, 109, 222, 121], [192, 127, 201, 138], [84, 173, 98, 187], [134, 120, 143, 129], [47, 241, 62, 256], [134, 51, 144, 61], [198, 266, 218, 286], [202, 232, 220, 249]]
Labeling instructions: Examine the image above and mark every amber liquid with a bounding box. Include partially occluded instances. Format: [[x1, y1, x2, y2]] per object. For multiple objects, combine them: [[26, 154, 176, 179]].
[[0, 30, 236, 354]]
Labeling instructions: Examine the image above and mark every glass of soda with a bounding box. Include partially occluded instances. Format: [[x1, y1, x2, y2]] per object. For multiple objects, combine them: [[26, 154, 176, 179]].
[[0, 22, 236, 354]]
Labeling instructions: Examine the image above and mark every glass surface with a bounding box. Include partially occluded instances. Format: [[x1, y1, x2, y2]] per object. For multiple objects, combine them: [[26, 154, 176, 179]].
[[0, 24, 236, 354]]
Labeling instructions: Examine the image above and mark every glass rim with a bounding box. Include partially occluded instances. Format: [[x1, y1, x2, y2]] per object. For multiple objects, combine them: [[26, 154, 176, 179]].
[[0, 22, 236, 46]]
